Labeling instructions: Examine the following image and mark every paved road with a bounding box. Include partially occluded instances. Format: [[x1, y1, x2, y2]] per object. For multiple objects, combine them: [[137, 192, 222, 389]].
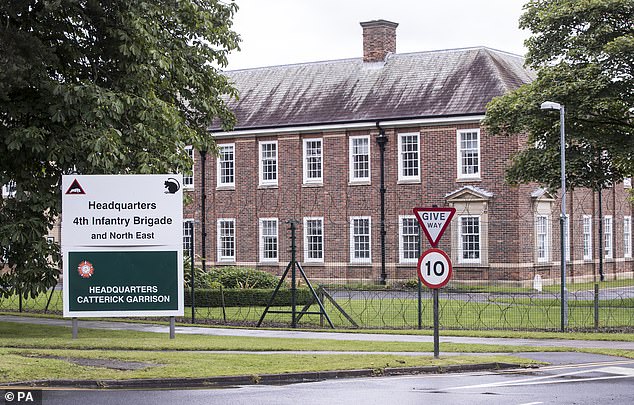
[[2, 315, 633, 350], [19, 354, 634, 405]]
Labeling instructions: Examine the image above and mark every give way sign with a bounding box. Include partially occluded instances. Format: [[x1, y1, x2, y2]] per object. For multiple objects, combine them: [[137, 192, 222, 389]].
[[413, 207, 456, 247]]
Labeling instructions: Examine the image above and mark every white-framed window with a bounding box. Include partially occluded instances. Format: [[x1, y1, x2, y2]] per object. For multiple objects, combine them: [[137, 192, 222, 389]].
[[350, 216, 371, 263], [583, 215, 592, 260], [349, 136, 370, 183], [458, 215, 481, 263], [259, 218, 278, 262], [303, 217, 324, 263], [217, 219, 236, 262], [624, 216, 632, 258], [399, 215, 419, 263], [604, 215, 613, 259], [183, 220, 194, 256], [457, 129, 480, 179], [2, 181, 16, 198], [259, 141, 278, 186], [303, 138, 323, 184], [217, 143, 235, 187], [535, 215, 550, 263], [397, 133, 420, 182], [183, 146, 194, 188]]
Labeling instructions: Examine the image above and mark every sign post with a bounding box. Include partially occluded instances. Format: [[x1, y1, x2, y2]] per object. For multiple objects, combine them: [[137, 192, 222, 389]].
[[61, 175, 184, 337], [414, 207, 455, 359]]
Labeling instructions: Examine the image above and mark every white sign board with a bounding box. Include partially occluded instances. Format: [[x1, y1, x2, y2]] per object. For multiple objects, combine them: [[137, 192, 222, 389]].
[[417, 248, 453, 289], [413, 207, 456, 247], [61, 175, 184, 318]]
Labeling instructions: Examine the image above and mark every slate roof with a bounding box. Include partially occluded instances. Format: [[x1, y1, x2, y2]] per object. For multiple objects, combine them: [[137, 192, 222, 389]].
[[221, 47, 535, 131]]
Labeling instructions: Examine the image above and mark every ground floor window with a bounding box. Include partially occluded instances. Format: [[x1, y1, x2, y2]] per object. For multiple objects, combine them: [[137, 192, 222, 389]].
[[459, 215, 480, 263], [217, 219, 235, 261], [304, 217, 324, 262]]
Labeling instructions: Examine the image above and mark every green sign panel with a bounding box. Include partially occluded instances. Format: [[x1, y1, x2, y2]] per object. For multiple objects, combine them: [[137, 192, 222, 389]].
[[68, 251, 178, 312]]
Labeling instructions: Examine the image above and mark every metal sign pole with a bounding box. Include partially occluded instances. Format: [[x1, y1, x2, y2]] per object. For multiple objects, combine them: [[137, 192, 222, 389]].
[[72, 317, 78, 339], [433, 289, 440, 359], [169, 316, 175, 339]]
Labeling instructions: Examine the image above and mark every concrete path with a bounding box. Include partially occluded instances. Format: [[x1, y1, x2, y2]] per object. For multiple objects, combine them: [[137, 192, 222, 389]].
[[2, 315, 633, 350]]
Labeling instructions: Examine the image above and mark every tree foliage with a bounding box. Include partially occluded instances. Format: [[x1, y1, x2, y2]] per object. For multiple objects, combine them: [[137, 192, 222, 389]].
[[0, 0, 240, 298], [483, 0, 633, 191]]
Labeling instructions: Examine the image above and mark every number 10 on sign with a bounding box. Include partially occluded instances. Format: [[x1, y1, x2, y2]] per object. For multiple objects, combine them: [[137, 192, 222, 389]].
[[417, 248, 452, 289]]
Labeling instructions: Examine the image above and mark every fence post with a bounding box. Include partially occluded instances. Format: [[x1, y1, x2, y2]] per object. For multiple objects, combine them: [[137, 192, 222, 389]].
[[417, 224, 422, 330], [290, 221, 297, 328]]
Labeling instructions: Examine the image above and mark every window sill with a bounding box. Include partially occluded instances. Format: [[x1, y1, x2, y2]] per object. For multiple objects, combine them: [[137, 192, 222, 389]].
[[349, 262, 372, 266], [183, 187, 195, 192], [454, 263, 487, 268], [302, 183, 323, 188], [258, 184, 278, 190], [216, 186, 235, 191], [301, 261, 325, 266], [396, 262, 418, 267], [349, 181, 371, 186], [257, 261, 281, 266], [456, 177, 482, 183], [397, 179, 421, 185]]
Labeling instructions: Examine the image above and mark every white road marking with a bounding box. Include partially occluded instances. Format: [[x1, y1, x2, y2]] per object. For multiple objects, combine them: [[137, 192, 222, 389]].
[[517, 402, 543, 405], [446, 363, 634, 390]]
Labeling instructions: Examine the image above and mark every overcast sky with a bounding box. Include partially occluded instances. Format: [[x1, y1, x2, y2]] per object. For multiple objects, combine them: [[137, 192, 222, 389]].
[[226, 0, 531, 70]]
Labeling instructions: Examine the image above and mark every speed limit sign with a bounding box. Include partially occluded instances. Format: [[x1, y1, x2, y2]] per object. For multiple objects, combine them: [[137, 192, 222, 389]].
[[417, 248, 452, 289]]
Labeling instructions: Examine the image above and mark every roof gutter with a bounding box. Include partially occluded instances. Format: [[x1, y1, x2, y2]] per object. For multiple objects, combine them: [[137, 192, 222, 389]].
[[211, 114, 485, 138]]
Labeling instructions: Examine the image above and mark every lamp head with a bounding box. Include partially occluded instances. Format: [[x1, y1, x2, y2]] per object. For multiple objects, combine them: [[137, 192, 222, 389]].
[[541, 101, 562, 111]]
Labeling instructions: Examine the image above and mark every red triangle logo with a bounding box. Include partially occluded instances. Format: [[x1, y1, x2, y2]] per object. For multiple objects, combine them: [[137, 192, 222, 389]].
[[413, 207, 456, 247], [65, 179, 86, 195]]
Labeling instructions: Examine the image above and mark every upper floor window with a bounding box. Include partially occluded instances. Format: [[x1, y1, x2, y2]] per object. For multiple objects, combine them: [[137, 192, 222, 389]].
[[259, 218, 279, 262], [458, 215, 481, 263], [398, 133, 420, 182], [399, 216, 419, 264], [259, 141, 278, 186], [604, 216, 613, 259], [2, 181, 16, 198], [350, 217, 371, 263], [217, 144, 235, 187], [303, 138, 323, 184], [457, 129, 480, 179], [183, 146, 194, 188], [349, 136, 370, 183], [183, 220, 194, 256], [535, 215, 550, 263], [217, 218, 236, 262], [304, 217, 324, 263], [583, 215, 592, 260]]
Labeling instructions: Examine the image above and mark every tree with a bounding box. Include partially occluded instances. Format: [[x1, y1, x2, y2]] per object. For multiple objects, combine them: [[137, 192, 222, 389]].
[[0, 0, 240, 298], [483, 0, 633, 191]]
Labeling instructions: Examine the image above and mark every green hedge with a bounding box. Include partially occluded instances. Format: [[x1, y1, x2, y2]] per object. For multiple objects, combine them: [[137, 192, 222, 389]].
[[185, 288, 314, 307]]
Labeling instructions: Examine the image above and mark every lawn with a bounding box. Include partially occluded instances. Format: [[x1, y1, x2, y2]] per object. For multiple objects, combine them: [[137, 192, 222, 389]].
[[0, 321, 545, 384]]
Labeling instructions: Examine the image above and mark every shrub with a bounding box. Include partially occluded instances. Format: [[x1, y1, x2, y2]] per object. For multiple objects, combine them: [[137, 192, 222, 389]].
[[184, 288, 313, 307], [207, 266, 279, 289]]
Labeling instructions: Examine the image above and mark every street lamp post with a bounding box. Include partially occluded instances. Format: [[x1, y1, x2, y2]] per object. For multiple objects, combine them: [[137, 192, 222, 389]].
[[540, 101, 568, 331]]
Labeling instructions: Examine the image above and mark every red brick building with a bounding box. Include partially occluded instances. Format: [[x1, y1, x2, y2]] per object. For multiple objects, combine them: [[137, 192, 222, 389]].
[[184, 20, 633, 286]]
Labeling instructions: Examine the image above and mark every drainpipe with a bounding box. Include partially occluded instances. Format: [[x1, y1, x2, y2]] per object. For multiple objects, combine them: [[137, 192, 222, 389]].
[[376, 122, 388, 285], [200, 149, 207, 275]]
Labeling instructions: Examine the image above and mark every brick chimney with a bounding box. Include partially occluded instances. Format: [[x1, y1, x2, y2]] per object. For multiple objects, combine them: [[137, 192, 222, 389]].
[[360, 19, 398, 62]]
